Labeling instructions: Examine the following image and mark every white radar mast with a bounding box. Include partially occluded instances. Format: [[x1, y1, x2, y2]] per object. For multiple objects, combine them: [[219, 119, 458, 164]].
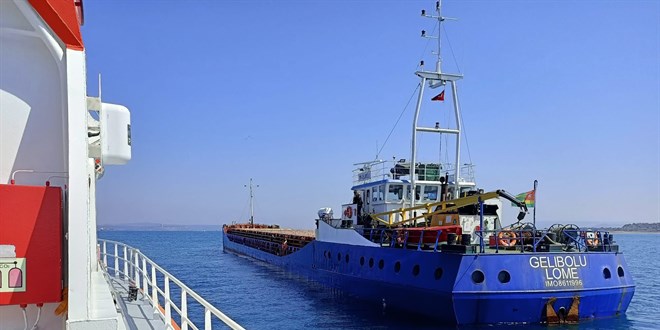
[[410, 0, 463, 209]]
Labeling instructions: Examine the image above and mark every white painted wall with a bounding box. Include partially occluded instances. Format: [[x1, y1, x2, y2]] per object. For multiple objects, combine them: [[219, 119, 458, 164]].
[[0, 1, 67, 329], [0, 0, 67, 186], [1, 1, 118, 329]]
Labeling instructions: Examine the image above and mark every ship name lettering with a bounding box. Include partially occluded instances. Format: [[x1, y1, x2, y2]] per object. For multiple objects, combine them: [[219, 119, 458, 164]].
[[529, 255, 587, 287]]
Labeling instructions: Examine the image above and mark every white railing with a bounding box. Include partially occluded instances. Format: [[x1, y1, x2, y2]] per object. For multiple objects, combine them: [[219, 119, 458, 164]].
[[352, 160, 475, 185], [98, 239, 245, 330]]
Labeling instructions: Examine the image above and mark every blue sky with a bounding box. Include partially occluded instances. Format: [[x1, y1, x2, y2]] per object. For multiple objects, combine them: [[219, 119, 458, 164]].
[[86, 1, 659, 228]]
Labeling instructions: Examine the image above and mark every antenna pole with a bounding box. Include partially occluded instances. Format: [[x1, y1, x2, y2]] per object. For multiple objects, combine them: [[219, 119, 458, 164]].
[[436, 0, 443, 74], [245, 178, 259, 225], [533, 179, 538, 229]]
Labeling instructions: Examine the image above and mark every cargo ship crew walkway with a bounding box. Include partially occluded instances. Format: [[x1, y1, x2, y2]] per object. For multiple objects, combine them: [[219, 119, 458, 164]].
[[99, 239, 245, 330]]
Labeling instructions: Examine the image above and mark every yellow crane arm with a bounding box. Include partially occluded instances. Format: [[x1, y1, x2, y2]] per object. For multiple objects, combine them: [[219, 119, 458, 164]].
[[368, 190, 527, 227]]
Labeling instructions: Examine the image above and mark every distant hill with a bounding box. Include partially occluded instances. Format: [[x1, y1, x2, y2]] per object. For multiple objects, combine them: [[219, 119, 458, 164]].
[[98, 223, 221, 231], [598, 222, 660, 233]]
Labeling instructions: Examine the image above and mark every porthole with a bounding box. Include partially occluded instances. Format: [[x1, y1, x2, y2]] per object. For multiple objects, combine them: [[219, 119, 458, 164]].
[[369, 258, 374, 268], [394, 261, 401, 273], [337, 253, 342, 261], [323, 251, 327, 258], [498, 270, 510, 283], [434, 267, 443, 280], [618, 266, 625, 277], [345, 254, 350, 263], [412, 265, 420, 276], [472, 270, 485, 284], [328, 252, 332, 260], [378, 259, 384, 270], [360, 256, 365, 266], [603, 268, 611, 279]]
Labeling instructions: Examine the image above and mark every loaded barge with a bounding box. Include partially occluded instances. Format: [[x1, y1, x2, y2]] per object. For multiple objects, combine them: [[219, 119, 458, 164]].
[[222, 1, 634, 325]]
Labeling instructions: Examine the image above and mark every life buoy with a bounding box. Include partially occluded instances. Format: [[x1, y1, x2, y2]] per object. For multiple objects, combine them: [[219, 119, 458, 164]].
[[344, 206, 353, 218], [498, 231, 517, 247], [586, 232, 600, 247]]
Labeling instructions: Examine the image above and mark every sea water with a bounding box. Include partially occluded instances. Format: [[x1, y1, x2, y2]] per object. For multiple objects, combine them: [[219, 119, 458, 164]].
[[98, 231, 659, 330]]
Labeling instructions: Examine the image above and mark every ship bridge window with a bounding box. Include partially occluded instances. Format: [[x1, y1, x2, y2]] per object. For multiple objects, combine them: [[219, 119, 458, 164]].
[[406, 185, 421, 201], [387, 184, 404, 202], [422, 186, 439, 202], [372, 186, 384, 202]]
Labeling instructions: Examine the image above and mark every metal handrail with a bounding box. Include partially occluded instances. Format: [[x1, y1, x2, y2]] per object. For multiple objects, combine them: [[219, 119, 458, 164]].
[[360, 226, 613, 254], [225, 233, 300, 256], [98, 239, 245, 330], [352, 160, 475, 186]]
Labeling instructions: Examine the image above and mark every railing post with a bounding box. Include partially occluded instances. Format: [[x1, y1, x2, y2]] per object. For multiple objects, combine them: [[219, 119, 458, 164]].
[[181, 290, 188, 330], [102, 241, 107, 268], [433, 230, 442, 252], [151, 265, 157, 315], [165, 276, 172, 329], [403, 231, 409, 248], [134, 250, 140, 288], [114, 244, 119, 278], [123, 245, 128, 280], [205, 308, 212, 330], [417, 230, 424, 251], [142, 257, 148, 299]]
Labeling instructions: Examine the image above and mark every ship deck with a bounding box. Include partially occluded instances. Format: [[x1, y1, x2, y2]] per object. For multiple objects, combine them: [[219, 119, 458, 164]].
[[234, 228, 315, 238], [227, 226, 617, 256], [110, 276, 167, 330]]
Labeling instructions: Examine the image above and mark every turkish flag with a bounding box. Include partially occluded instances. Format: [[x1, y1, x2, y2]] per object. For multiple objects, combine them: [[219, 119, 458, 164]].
[[432, 90, 445, 101]]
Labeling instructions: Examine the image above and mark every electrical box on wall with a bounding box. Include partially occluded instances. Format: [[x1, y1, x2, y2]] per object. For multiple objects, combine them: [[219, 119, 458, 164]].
[[0, 184, 63, 305], [101, 102, 132, 165]]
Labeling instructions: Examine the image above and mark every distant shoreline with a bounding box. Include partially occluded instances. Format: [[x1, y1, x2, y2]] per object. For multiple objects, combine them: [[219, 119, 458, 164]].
[[98, 224, 221, 232]]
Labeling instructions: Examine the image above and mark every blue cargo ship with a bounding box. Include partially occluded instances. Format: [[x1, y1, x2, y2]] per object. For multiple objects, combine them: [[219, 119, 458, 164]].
[[222, 1, 635, 325]]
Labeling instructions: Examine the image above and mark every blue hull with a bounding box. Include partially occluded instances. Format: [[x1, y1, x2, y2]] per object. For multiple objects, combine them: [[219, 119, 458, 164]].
[[222, 233, 634, 325]]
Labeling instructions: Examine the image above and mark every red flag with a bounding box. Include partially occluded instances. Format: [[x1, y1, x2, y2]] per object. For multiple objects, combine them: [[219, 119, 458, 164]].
[[432, 90, 445, 101]]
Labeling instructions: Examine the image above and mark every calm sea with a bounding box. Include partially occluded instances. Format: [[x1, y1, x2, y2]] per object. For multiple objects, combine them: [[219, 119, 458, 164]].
[[97, 231, 659, 330]]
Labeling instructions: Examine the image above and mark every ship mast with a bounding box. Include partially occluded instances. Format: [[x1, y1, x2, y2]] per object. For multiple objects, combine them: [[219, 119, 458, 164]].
[[410, 0, 463, 209], [245, 178, 259, 225]]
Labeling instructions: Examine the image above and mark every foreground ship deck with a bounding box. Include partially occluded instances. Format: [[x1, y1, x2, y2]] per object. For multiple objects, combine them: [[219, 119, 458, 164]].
[[0, 1, 244, 328]]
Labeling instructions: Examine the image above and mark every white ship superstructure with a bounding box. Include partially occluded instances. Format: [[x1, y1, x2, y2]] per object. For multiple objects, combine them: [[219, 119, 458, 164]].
[[0, 1, 242, 329]]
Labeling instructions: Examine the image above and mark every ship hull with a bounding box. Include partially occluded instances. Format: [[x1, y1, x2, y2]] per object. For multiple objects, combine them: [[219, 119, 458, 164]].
[[222, 232, 634, 325]]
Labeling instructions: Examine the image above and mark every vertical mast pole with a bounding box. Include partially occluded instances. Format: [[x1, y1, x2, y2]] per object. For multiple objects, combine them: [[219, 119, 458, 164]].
[[246, 178, 258, 225], [249, 178, 254, 224], [436, 0, 443, 74], [533, 180, 538, 228], [450, 80, 461, 198], [410, 78, 427, 209]]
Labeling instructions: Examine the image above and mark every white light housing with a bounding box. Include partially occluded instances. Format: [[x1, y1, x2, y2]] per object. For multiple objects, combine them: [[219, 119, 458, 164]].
[[100, 102, 131, 165], [318, 207, 333, 220]]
